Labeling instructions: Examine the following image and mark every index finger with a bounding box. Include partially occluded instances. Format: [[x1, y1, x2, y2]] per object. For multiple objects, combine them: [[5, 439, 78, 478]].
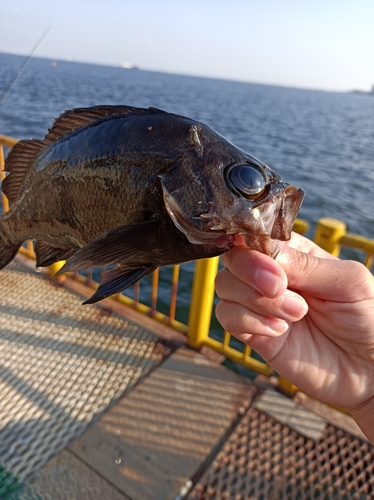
[[222, 246, 288, 298]]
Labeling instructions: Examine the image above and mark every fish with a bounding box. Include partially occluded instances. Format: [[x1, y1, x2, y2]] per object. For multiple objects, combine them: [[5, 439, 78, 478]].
[[0, 105, 304, 303]]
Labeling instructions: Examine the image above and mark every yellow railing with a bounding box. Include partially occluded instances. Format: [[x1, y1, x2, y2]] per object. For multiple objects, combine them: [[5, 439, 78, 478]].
[[69, 264, 188, 333], [1, 133, 374, 387], [0, 135, 14, 213], [314, 217, 374, 267]]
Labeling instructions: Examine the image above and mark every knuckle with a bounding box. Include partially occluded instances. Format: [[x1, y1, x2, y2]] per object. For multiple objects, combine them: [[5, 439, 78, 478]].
[[214, 269, 225, 289], [215, 300, 232, 330], [215, 301, 247, 334], [214, 269, 230, 298], [298, 251, 319, 277], [289, 250, 319, 288], [347, 260, 374, 297]]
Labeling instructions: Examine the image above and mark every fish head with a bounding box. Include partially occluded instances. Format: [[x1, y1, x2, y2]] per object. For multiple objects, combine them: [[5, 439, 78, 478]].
[[160, 129, 305, 257]]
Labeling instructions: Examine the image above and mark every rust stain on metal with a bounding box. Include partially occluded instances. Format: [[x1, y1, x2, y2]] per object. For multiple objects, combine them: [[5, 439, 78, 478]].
[[188, 397, 374, 500]]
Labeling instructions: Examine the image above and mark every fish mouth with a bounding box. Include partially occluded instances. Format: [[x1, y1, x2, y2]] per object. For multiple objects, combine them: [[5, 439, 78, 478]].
[[162, 181, 305, 255]]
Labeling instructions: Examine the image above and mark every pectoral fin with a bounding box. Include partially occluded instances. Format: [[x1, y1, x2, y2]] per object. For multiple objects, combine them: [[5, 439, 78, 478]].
[[56, 219, 160, 275], [83, 265, 156, 304]]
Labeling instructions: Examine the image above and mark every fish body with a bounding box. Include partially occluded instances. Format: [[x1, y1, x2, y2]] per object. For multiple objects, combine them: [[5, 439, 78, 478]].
[[0, 105, 304, 303]]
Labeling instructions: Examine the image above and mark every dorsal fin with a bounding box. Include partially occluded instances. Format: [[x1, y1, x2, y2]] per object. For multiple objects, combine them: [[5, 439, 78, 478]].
[[2, 105, 166, 204], [2, 139, 45, 203], [44, 105, 166, 144]]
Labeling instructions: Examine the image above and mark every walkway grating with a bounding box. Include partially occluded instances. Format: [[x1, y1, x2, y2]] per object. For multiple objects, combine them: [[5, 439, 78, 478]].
[[188, 388, 374, 500], [1, 261, 374, 499], [66, 346, 254, 500], [0, 262, 172, 496]]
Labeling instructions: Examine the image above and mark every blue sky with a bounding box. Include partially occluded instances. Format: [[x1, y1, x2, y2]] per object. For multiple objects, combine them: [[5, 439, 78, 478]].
[[1, 0, 373, 92]]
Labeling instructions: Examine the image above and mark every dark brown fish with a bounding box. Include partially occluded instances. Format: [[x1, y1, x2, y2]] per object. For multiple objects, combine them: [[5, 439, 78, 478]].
[[0, 105, 304, 303]]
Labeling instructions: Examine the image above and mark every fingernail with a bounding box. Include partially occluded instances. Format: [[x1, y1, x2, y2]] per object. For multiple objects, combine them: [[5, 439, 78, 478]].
[[268, 317, 289, 334], [254, 269, 280, 297], [280, 292, 307, 318]]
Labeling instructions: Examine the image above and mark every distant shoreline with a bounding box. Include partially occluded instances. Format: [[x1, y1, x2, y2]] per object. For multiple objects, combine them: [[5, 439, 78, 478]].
[[348, 85, 374, 96]]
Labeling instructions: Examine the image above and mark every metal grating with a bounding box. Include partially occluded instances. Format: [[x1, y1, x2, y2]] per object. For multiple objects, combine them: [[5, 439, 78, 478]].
[[11, 450, 131, 500], [188, 393, 374, 500], [0, 263, 170, 493]]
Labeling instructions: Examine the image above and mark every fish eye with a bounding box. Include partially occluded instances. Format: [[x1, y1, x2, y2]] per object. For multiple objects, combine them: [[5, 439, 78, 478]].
[[226, 164, 267, 199]]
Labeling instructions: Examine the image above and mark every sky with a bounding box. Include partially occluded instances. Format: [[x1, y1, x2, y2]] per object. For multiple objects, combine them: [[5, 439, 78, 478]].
[[1, 0, 373, 92]]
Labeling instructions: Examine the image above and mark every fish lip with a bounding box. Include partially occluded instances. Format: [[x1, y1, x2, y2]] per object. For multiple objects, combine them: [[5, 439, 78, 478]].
[[271, 185, 305, 241], [241, 184, 305, 256]]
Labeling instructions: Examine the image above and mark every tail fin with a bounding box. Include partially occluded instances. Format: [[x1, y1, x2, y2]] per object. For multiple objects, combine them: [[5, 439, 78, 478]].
[[0, 225, 20, 270]]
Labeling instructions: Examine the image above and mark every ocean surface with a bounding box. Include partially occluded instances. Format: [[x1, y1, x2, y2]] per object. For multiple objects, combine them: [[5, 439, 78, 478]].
[[1, 52, 374, 334]]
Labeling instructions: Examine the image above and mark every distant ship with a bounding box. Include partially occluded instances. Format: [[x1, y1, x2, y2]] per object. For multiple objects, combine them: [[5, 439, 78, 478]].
[[121, 62, 140, 70]]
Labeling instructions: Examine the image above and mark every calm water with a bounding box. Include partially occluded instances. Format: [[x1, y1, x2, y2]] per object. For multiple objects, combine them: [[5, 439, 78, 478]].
[[1, 52, 374, 332]]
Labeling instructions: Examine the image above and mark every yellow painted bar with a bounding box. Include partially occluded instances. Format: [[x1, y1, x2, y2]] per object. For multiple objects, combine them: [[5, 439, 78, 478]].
[[340, 233, 374, 270], [0, 145, 9, 214], [70, 271, 189, 334], [243, 344, 252, 358], [48, 260, 66, 278], [278, 376, 298, 395], [169, 264, 180, 322], [133, 281, 140, 305], [364, 254, 373, 269], [1, 135, 16, 217], [314, 217, 347, 256], [116, 284, 188, 333], [19, 245, 36, 260], [0, 134, 18, 149], [203, 337, 273, 376], [187, 257, 220, 349], [17, 240, 36, 260], [293, 218, 309, 235], [340, 233, 374, 253], [223, 330, 231, 348], [151, 267, 159, 312]]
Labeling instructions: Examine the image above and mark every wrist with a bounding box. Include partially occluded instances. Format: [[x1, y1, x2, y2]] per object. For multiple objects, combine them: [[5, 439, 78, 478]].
[[349, 396, 374, 444]]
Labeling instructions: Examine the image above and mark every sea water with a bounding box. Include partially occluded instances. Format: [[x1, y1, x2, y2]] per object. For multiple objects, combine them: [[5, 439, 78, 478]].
[[1, 52, 373, 336]]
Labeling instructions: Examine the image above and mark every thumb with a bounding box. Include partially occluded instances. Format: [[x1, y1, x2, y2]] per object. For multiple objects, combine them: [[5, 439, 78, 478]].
[[276, 243, 373, 302]]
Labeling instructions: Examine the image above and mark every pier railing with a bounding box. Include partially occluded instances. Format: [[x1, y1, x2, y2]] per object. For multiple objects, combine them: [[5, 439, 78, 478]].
[[1, 133, 374, 388]]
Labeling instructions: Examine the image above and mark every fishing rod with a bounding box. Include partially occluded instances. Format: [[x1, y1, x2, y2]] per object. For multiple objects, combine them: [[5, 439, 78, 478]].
[[0, 25, 53, 107]]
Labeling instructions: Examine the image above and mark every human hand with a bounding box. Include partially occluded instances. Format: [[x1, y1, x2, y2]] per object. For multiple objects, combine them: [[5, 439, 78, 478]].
[[215, 233, 374, 442]]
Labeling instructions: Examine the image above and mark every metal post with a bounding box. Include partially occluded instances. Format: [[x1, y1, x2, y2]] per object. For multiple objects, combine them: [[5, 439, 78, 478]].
[[48, 261, 66, 279], [0, 145, 10, 213], [293, 218, 310, 235], [188, 257, 220, 349], [278, 375, 298, 395], [314, 217, 346, 256]]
